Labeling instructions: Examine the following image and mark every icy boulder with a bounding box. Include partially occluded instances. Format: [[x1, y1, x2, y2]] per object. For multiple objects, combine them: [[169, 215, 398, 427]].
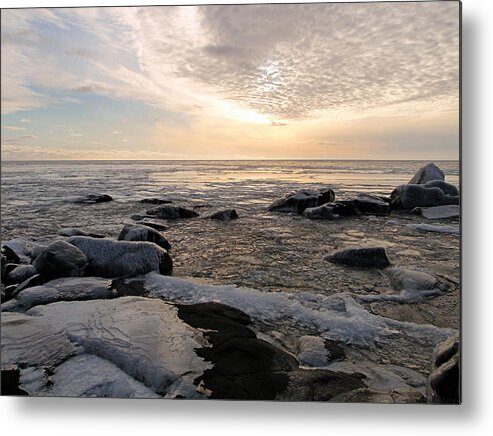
[[13, 277, 114, 310], [1, 312, 76, 369], [33, 240, 89, 280], [48, 354, 160, 398], [27, 297, 211, 397], [408, 163, 445, 184], [118, 223, 171, 250], [267, 188, 335, 214], [67, 236, 172, 277]]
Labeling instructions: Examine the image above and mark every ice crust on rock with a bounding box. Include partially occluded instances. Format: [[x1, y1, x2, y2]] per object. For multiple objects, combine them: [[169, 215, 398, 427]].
[[27, 297, 211, 397], [407, 223, 460, 235], [13, 277, 114, 310], [67, 236, 172, 277], [1, 312, 76, 368], [144, 273, 456, 348]]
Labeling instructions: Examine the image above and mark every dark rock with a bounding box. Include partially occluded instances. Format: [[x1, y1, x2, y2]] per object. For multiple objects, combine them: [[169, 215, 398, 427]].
[[424, 180, 459, 196], [68, 236, 172, 277], [267, 188, 335, 214], [130, 214, 148, 221], [427, 335, 460, 404], [135, 220, 167, 231], [56, 228, 105, 238], [3, 285, 19, 302], [337, 194, 390, 216], [2, 263, 19, 281], [111, 278, 148, 297], [15, 274, 45, 294], [390, 183, 460, 210], [324, 339, 345, 361], [6, 264, 38, 285], [210, 209, 239, 221], [326, 247, 391, 268], [303, 204, 339, 220], [139, 198, 172, 205], [421, 205, 460, 220], [33, 240, 89, 280], [147, 205, 199, 219], [1, 365, 28, 396], [2, 246, 20, 264], [70, 194, 113, 204], [118, 223, 171, 250], [408, 163, 445, 184]]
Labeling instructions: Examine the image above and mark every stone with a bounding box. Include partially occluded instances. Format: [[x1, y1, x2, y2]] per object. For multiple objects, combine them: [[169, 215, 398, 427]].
[[421, 205, 460, 220], [303, 204, 339, 220], [326, 247, 391, 268], [14, 274, 45, 294], [408, 163, 445, 184], [427, 335, 460, 404], [69, 194, 113, 204], [56, 228, 105, 238], [6, 265, 38, 285], [2, 246, 20, 264], [384, 268, 445, 292], [267, 188, 335, 214], [390, 183, 460, 209], [68, 236, 172, 277], [424, 180, 459, 196], [33, 240, 89, 280], [210, 209, 239, 221], [146, 205, 199, 219], [1, 365, 28, 396], [139, 198, 172, 205], [134, 219, 167, 231], [407, 224, 460, 235], [118, 223, 171, 250], [337, 194, 390, 216]]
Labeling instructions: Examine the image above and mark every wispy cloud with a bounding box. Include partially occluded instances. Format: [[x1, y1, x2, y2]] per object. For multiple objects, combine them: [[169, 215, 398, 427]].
[[3, 126, 26, 131]]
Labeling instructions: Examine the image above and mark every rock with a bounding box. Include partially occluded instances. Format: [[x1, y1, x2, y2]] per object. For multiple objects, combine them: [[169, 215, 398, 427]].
[[56, 228, 105, 238], [27, 297, 211, 397], [117, 223, 171, 250], [14, 277, 115, 310], [424, 180, 459, 196], [326, 247, 391, 268], [135, 220, 167, 231], [146, 205, 199, 219], [421, 205, 460, 220], [210, 209, 239, 221], [67, 236, 172, 277], [69, 194, 113, 204], [407, 223, 460, 235], [32, 240, 89, 280], [2, 239, 32, 263], [384, 268, 445, 292], [2, 246, 20, 264], [1, 365, 28, 396], [6, 265, 38, 285], [14, 274, 45, 294], [337, 194, 390, 216], [296, 336, 345, 366], [427, 335, 460, 404], [139, 198, 172, 205], [267, 188, 335, 214], [390, 183, 459, 209], [2, 285, 19, 303], [408, 163, 445, 184], [303, 204, 339, 220]]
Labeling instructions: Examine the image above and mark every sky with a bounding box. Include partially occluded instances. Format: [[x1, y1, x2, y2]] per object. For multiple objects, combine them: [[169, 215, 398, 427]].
[[1, 2, 460, 161]]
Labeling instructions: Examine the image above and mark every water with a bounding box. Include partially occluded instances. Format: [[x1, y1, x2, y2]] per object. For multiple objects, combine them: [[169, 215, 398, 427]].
[[1, 159, 460, 373]]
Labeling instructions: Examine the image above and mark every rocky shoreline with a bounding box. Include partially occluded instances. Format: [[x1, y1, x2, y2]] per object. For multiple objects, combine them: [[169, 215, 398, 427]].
[[1, 163, 460, 403]]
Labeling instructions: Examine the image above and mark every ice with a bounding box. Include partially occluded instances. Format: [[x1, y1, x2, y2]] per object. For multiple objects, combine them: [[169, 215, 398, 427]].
[[27, 297, 211, 396], [13, 277, 114, 310], [296, 336, 331, 367], [47, 354, 160, 398], [407, 223, 460, 235], [1, 312, 77, 368], [144, 273, 456, 348]]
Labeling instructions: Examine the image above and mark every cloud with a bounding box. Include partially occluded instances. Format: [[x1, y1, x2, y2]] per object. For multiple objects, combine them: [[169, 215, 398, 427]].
[[20, 118, 30, 123], [19, 134, 38, 139], [70, 133, 83, 137], [112, 129, 122, 135], [271, 121, 288, 127], [3, 126, 26, 131]]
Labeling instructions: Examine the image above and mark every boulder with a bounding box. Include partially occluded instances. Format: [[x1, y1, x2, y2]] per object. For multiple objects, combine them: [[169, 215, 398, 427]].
[[146, 205, 199, 219], [6, 265, 38, 285], [57, 228, 105, 238], [303, 204, 339, 220], [326, 247, 391, 268], [427, 335, 460, 404], [424, 180, 459, 196], [33, 240, 89, 280], [421, 205, 460, 220], [67, 236, 172, 277], [118, 224, 171, 250], [139, 198, 172, 205], [408, 163, 445, 184], [2, 246, 20, 264], [384, 268, 446, 292], [267, 188, 335, 214], [135, 220, 167, 231], [337, 194, 390, 216], [69, 194, 113, 204], [390, 183, 460, 209], [210, 209, 239, 221]]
